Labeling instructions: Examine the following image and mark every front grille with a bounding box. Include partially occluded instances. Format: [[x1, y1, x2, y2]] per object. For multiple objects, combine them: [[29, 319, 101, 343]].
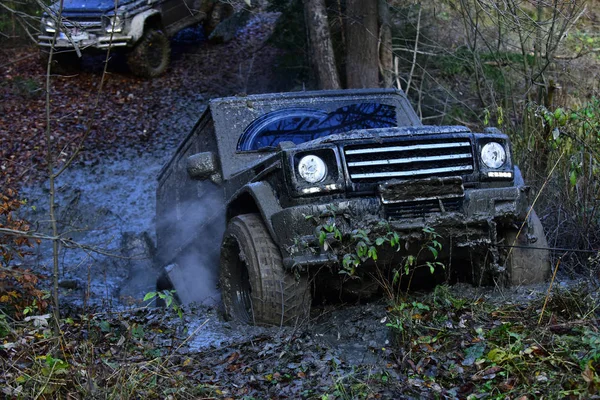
[[386, 198, 463, 219], [344, 137, 474, 182], [62, 18, 103, 34]]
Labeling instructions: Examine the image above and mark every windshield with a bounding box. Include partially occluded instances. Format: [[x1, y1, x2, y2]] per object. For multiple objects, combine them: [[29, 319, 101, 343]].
[[237, 102, 397, 151]]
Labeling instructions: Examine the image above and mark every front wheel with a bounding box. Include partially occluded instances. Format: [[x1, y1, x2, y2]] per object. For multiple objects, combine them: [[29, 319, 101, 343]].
[[220, 214, 311, 326], [127, 29, 170, 78], [500, 210, 551, 285]]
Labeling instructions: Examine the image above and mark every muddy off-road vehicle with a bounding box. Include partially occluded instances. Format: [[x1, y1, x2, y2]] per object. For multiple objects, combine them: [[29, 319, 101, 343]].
[[38, 0, 232, 77], [156, 89, 550, 326]]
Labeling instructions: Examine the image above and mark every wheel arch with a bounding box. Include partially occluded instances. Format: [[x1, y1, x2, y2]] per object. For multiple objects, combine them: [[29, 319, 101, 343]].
[[130, 10, 162, 42], [226, 182, 283, 242], [513, 165, 525, 187]]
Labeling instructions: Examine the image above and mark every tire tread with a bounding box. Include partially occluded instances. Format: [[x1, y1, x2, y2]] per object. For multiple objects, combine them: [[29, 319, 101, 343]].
[[220, 214, 310, 326]]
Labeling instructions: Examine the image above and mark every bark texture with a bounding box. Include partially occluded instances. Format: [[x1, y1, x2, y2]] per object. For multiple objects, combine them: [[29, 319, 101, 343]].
[[304, 0, 341, 90], [378, 0, 393, 88], [345, 0, 379, 88]]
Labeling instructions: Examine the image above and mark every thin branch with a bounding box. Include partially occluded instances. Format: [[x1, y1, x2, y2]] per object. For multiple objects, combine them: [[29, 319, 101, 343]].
[[405, 5, 421, 96], [0, 226, 150, 260]]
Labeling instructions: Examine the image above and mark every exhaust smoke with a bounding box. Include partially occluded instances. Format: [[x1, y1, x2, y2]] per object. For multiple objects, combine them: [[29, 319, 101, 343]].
[[156, 182, 225, 306]]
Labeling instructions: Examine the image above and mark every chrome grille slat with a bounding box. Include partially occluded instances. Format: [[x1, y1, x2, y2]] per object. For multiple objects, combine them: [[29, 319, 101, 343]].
[[347, 153, 471, 167], [64, 21, 102, 27], [345, 142, 470, 155], [62, 19, 103, 33], [351, 165, 473, 179], [344, 137, 474, 182]]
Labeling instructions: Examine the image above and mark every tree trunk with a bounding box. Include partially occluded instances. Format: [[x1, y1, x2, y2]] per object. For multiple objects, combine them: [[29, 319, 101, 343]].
[[345, 0, 379, 88], [304, 0, 341, 90], [378, 0, 393, 88]]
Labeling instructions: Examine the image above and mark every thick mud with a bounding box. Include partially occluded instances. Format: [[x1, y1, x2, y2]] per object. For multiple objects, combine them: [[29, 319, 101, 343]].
[[21, 98, 204, 308]]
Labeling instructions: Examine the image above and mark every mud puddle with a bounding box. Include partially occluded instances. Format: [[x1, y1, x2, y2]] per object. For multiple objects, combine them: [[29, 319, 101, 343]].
[[19, 93, 205, 308]]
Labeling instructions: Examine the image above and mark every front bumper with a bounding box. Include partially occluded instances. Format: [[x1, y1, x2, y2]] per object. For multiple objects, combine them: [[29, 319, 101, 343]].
[[273, 185, 530, 269], [38, 33, 132, 50]]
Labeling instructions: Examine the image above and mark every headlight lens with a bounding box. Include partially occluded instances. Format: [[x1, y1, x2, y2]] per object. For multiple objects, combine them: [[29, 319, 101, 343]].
[[42, 18, 56, 33], [481, 142, 506, 169], [298, 155, 327, 183], [106, 16, 123, 33]]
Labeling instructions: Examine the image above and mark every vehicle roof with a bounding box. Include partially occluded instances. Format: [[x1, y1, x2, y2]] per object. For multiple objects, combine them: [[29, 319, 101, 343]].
[[210, 88, 410, 106], [208, 89, 421, 178]]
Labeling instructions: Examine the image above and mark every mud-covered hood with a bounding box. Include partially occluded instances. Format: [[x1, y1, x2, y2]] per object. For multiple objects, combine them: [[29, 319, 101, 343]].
[[50, 0, 132, 14], [296, 125, 472, 149]]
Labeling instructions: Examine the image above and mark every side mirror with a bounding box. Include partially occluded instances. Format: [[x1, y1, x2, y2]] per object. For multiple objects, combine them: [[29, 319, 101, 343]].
[[186, 152, 221, 183]]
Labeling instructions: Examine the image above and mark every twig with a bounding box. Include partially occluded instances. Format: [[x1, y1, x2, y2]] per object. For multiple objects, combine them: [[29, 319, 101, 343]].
[[391, 46, 438, 56], [33, 358, 57, 400], [0, 227, 142, 259], [393, 55, 401, 91], [405, 5, 421, 96], [538, 256, 562, 326], [44, 0, 65, 332], [161, 318, 210, 367], [505, 150, 565, 264]]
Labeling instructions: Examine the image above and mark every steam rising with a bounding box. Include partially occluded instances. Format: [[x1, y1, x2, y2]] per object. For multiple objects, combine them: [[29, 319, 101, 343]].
[[156, 182, 225, 306]]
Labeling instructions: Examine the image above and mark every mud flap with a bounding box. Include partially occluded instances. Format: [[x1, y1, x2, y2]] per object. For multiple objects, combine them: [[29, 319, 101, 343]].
[[158, 263, 215, 306]]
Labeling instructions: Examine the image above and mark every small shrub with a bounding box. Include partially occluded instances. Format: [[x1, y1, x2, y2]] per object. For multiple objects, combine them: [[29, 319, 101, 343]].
[[0, 184, 45, 319], [516, 99, 600, 273]]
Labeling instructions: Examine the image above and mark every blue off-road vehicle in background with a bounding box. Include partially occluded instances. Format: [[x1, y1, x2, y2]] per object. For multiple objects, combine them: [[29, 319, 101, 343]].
[[156, 89, 550, 326], [38, 0, 232, 77]]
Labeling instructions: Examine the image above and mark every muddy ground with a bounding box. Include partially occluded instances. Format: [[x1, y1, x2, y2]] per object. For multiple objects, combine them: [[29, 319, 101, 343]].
[[3, 9, 592, 400]]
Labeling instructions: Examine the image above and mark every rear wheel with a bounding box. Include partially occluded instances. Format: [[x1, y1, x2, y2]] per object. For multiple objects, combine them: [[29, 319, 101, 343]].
[[127, 29, 170, 78], [499, 210, 551, 285], [220, 214, 311, 326], [205, 2, 234, 36]]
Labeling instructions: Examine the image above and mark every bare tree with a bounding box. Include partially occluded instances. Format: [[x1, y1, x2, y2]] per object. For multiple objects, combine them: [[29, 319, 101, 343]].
[[344, 0, 379, 88], [304, 0, 341, 89], [378, 0, 393, 88]]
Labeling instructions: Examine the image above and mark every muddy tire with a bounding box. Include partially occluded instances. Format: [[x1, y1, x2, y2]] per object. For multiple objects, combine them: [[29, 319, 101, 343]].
[[500, 210, 551, 285], [127, 29, 170, 78], [220, 214, 311, 326], [40, 50, 81, 74], [205, 2, 234, 36]]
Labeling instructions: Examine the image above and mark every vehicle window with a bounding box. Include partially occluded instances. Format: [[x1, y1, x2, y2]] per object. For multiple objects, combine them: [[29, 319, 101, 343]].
[[237, 103, 397, 151]]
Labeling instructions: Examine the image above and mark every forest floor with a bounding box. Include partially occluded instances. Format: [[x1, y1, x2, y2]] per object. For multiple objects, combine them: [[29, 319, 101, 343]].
[[1, 9, 599, 400]]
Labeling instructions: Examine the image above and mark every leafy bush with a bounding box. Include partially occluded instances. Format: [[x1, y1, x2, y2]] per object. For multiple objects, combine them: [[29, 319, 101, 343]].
[[385, 285, 600, 398], [514, 99, 600, 272], [0, 184, 46, 319]]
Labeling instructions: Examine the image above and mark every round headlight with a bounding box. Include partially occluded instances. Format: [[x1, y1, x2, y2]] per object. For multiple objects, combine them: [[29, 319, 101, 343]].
[[42, 18, 56, 33], [481, 142, 506, 169], [298, 155, 327, 183], [106, 16, 123, 33]]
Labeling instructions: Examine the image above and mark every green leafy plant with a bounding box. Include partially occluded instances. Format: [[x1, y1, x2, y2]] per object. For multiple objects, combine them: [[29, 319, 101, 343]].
[[386, 300, 431, 339], [391, 227, 444, 292], [307, 206, 408, 278], [518, 99, 600, 269], [143, 290, 183, 318]]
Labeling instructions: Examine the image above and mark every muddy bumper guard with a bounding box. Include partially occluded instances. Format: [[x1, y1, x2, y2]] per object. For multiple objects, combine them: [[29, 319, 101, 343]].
[[277, 185, 530, 270], [38, 35, 132, 49]]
